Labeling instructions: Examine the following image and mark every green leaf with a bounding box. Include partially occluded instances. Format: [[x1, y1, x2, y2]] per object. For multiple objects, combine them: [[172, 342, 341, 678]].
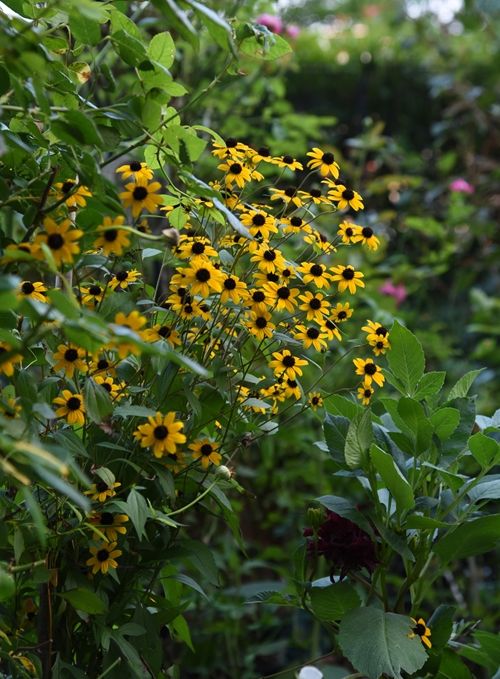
[[413, 371, 446, 400], [428, 605, 456, 650], [0, 566, 15, 602], [466, 475, 500, 503], [59, 588, 107, 614], [110, 30, 148, 67], [151, 0, 199, 49], [169, 614, 194, 651], [125, 488, 148, 540], [51, 111, 104, 148], [69, 14, 101, 45], [47, 289, 80, 320], [468, 432, 500, 469], [83, 379, 113, 424], [345, 408, 372, 469], [185, 0, 235, 51], [434, 515, 500, 562], [111, 631, 150, 677], [113, 404, 157, 419], [148, 32, 175, 69], [240, 34, 292, 61], [430, 407, 461, 441], [323, 394, 363, 419], [387, 321, 425, 395], [338, 607, 427, 679], [437, 649, 472, 679], [447, 368, 485, 401], [310, 581, 360, 621], [370, 444, 415, 512]]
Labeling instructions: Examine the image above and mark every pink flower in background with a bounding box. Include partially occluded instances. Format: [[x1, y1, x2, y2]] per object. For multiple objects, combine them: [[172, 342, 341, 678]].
[[256, 14, 283, 34], [285, 24, 301, 39], [380, 280, 407, 306], [449, 178, 474, 194]]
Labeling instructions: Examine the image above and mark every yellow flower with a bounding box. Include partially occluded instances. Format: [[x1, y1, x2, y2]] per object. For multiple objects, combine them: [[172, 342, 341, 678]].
[[211, 138, 249, 159], [176, 236, 218, 261], [357, 384, 374, 405], [293, 324, 328, 352], [351, 225, 380, 250], [18, 280, 47, 303], [240, 209, 278, 239], [308, 392, 324, 409], [53, 389, 85, 426], [85, 480, 121, 503], [90, 512, 129, 541], [250, 244, 286, 274], [353, 358, 385, 388], [52, 343, 88, 378], [109, 268, 141, 290], [94, 216, 131, 256], [115, 160, 153, 182], [0, 343, 23, 377], [94, 375, 126, 401], [133, 411, 186, 458], [189, 438, 222, 469], [53, 179, 92, 208], [86, 541, 122, 575], [368, 334, 391, 356], [274, 154, 303, 171], [246, 311, 275, 340], [81, 283, 104, 307], [269, 186, 304, 208], [330, 265, 365, 294], [263, 281, 300, 313], [362, 320, 390, 343], [120, 180, 163, 217], [217, 160, 252, 188], [113, 310, 147, 358], [297, 261, 332, 289], [337, 221, 362, 244], [306, 147, 340, 178], [321, 319, 342, 342], [0, 397, 21, 419], [220, 274, 249, 305], [331, 302, 353, 323], [269, 350, 308, 380], [34, 217, 82, 266], [325, 182, 364, 211], [182, 262, 224, 297], [298, 291, 330, 322], [409, 617, 432, 650], [143, 324, 181, 347]]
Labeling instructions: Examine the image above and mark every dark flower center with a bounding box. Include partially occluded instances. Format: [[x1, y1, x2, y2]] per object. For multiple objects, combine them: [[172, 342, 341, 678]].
[[116, 270, 128, 282], [47, 233, 64, 250], [257, 146, 270, 156], [310, 264, 323, 277], [21, 282, 35, 294], [345, 227, 353, 237], [102, 382, 112, 392], [133, 186, 148, 200], [195, 268, 211, 282], [307, 327, 320, 339], [312, 396, 320, 405], [97, 359, 109, 370], [96, 549, 109, 562], [66, 396, 81, 410], [284, 186, 297, 197], [64, 348, 78, 362], [229, 163, 242, 175], [96, 481, 108, 492], [252, 214, 266, 226], [200, 443, 213, 456], [267, 272, 279, 282], [282, 268, 292, 278], [226, 138, 237, 148], [252, 291, 265, 303], [104, 229, 118, 242], [263, 250, 276, 261], [287, 379, 298, 388], [325, 320, 336, 330], [184, 304, 193, 314], [322, 152, 334, 164], [290, 216, 303, 227], [224, 277, 237, 290], [342, 268, 355, 280], [310, 189, 322, 198], [158, 326, 172, 338], [129, 161, 142, 171], [100, 512, 114, 525], [191, 242, 205, 254], [376, 326, 388, 337], [362, 227, 373, 238], [282, 155, 294, 164], [61, 180, 75, 193], [282, 355, 295, 367], [277, 286, 290, 299], [309, 298, 321, 310], [89, 285, 102, 296], [154, 425, 169, 440], [337, 311, 347, 319], [376, 341, 384, 349], [364, 389, 372, 398], [342, 189, 355, 201], [413, 623, 426, 636], [255, 316, 267, 328], [364, 363, 377, 375]]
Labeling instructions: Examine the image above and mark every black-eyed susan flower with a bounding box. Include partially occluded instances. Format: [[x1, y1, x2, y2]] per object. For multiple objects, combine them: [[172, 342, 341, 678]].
[[352, 225, 380, 251], [81, 284, 104, 307], [293, 324, 328, 352], [90, 512, 129, 541], [133, 412, 186, 458], [357, 384, 374, 405], [53, 179, 92, 208], [298, 291, 330, 322], [269, 350, 308, 380], [240, 209, 278, 239], [306, 148, 340, 178], [220, 274, 248, 305], [326, 183, 364, 211], [331, 302, 353, 323], [353, 358, 385, 388], [248, 288, 273, 313], [298, 187, 329, 205], [321, 319, 342, 342], [86, 542, 122, 575], [115, 160, 153, 182], [409, 618, 432, 650], [263, 281, 300, 313], [274, 154, 303, 172], [189, 438, 222, 469], [18, 280, 47, 303], [143, 324, 181, 347], [282, 214, 309, 234], [120, 180, 163, 218], [297, 261, 332, 289], [217, 160, 252, 188], [52, 343, 88, 378], [337, 221, 361, 244], [176, 236, 218, 261], [269, 186, 304, 208], [0, 343, 23, 377], [330, 265, 365, 294], [94, 216, 131, 256], [90, 354, 116, 376], [362, 320, 390, 342], [211, 137, 248, 159], [34, 217, 83, 266], [308, 392, 324, 409], [303, 229, 336, 254], [368, 334, 391, 356], [112, 310, 147, 359], [282, 377, 301, 400], [250, 244, 286, 274], [85, 480, 121, 503], [182, 261, 224, 297], [109, 269, 141, 291], [53, 390, 85, 426], [0, 397, 21, 419], [246, 311, 275, 340], [94, 375, 125, 401]]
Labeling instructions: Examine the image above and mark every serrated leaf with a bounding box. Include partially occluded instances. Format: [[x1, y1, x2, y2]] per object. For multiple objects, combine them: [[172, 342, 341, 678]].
[[310, 581, 360, 621], [447, 368, 485, 401], [387, 321, 425, 395], [370, 443, 414, 512], [338, 607, 427, 679], [345, 408, 372, 469]]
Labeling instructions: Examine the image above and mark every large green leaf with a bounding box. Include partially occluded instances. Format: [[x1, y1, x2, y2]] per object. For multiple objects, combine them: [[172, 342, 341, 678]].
[[447, 368, 485, 401], [344, 408, 372, 469], [386, 321, 425, 395], [148, 31, 175, 69], [468, 432, 500, 469], [413, 371, 446, 400], [370, 443, 415, 511], [338, 607, 427, 679], [433, 515, 500, 562], [59, 588, 107, 615], [309, 581, 360, 621]]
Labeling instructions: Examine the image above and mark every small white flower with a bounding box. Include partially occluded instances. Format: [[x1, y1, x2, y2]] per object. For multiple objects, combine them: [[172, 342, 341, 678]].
[[297, 667, 323, 679]]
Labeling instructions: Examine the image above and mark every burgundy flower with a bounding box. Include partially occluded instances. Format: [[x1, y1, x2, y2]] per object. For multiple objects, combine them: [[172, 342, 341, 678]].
[[305, 511, 376, 577]]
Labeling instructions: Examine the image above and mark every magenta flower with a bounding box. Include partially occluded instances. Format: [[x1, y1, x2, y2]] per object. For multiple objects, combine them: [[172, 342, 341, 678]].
[[285, 24, 301, 39], [449, 178, 474, 194], [380, 280, 407, 306], [256, 13, 283, 34]]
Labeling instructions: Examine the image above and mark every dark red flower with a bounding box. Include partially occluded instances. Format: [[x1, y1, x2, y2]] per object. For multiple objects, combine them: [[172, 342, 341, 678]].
[[304, 511, 376, 578]]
